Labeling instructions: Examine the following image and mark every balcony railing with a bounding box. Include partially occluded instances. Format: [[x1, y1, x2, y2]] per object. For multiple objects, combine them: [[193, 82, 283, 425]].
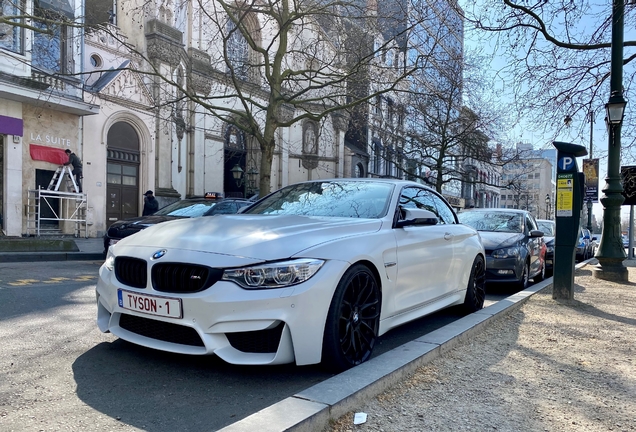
[[31, 71, 83, 99]]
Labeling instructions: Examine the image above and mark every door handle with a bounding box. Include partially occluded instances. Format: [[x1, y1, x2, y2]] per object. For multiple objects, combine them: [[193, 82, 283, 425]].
[[444, 232, 453, 240]]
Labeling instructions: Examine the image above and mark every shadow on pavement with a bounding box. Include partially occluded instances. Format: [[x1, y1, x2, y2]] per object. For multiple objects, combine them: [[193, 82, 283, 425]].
[[72, 340, 331, 432]]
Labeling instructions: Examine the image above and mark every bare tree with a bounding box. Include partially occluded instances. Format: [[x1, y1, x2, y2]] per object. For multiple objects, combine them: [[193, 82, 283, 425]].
[[398, 50, 529, 196], [462, 0, 636, 161], [2, 0, 447, 197]]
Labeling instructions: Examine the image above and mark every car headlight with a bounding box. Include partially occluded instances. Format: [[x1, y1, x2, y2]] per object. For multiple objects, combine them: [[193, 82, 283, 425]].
[[222, 259, 325, 289], [492, 247, 520, 259], [104, 248, 115, 271]]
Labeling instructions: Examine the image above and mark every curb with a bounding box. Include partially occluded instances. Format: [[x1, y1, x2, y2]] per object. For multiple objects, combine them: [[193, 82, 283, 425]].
[[217, 261, 601, 432], [0, 252, 105, 263]]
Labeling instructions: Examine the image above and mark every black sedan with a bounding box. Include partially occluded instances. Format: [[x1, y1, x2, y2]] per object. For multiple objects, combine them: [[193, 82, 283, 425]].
[[103, 195, 252, 253], [458, 208, 546, 290]]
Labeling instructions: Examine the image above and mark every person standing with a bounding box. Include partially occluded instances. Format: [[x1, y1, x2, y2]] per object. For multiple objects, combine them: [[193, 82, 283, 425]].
[[64, 149, 83, 193], [142, 190, 159, 216]]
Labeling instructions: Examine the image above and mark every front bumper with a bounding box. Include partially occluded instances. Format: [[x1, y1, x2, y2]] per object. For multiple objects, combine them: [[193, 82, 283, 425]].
[[484, 255, 522, 284], [96, 250, 347, 366]]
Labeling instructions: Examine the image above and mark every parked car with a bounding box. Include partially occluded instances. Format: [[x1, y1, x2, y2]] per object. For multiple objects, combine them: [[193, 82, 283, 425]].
[[536, 219, 555, 275], [96, 179, 486, 371], [589, 233, 599, 257], [103, 193, 251, 253], [458, 208, 546, 289], [576, 227, 596, 261]]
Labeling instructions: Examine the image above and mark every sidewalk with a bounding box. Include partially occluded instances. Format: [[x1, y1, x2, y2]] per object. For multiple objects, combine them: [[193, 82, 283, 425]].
[[327, 258, 636, 432], [221, 259, 635, 432], [0, 236, 105, 262]]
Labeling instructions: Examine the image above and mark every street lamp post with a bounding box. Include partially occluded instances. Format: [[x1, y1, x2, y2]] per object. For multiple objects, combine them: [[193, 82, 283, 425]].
[[593, 0, 628, 281], [545, 194, 551, 219], [586, 198, 593, 232]]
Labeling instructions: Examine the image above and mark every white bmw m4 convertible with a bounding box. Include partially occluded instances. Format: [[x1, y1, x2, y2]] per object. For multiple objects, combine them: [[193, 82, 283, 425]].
[[96, 179, 486, 371]]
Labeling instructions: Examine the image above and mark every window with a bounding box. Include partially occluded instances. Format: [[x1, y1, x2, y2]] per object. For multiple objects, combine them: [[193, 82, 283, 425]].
[[32, 6, 74, 73], [374, 96, 382, 115], [387, 98, 394, 125], [226, 18, 249, 80], [384, 145, 393, 177], [107, 163, 137, 185], [399, 187, 456, 225], [372, 139, 382, 174], [0, 0, 23, 53], [89, 54, 102, 67]]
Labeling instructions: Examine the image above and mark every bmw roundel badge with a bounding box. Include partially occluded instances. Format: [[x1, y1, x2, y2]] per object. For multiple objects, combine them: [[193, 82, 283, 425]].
[[151, 249, 167, 260]]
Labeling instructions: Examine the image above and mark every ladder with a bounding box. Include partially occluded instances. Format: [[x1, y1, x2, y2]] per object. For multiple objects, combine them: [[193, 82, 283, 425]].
[[47, 165, 78, 193]]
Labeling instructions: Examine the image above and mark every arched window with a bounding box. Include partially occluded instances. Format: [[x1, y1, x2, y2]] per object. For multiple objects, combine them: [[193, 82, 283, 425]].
[[226, 19, 249, 80]]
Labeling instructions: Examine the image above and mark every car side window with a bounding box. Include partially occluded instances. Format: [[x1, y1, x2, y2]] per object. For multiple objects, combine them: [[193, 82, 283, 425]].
[[399, 187, 455, 225], [526, 215, 538, 233], [212, 202, 237, 214], [429, 193, 457, 225]]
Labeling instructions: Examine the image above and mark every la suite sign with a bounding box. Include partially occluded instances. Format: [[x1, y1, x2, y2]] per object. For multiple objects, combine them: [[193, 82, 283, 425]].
[[30, 132, 72, 147]]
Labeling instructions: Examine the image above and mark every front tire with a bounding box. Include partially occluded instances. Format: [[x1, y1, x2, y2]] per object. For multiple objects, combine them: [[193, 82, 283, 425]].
[[516, 261, 530, 290], [321, 264, 381, 372], [462, 255, 486, 313]]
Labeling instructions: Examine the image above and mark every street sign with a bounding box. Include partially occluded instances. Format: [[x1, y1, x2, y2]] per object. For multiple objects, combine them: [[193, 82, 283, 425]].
[[583, 158, 599, 203], [558, 156, 576, 171]]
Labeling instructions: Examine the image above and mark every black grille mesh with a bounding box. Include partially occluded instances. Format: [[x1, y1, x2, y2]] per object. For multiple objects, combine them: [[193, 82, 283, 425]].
[[226, 322, 285, 353], [119, 313, 204, 347], [114, 257, 147, 288], [152, 263, 222, 293]]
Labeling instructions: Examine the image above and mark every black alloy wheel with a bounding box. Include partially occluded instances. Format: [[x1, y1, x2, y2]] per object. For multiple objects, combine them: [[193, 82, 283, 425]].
[[463, 255, 486, 313], [322, 264, 381, 372]]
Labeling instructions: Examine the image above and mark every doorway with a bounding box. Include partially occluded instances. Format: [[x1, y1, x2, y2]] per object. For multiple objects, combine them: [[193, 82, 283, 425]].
[[106, 122, 140, 226], [35, 169, 60, 229]]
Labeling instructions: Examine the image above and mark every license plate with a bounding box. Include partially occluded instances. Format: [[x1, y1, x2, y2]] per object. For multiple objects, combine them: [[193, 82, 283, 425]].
[[117, 289, 182, 319]]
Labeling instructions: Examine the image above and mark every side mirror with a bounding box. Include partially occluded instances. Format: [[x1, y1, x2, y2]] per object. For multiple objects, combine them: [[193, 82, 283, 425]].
[[530, 230, 544, 238], [396, 208, 438, 228]]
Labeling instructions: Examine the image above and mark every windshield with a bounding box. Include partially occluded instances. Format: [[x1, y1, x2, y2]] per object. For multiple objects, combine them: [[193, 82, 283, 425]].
[[458, 211, 523, 233], [154, 200, 220, 217], [537, 221, 555, 236], [244, 181, 394, 218]]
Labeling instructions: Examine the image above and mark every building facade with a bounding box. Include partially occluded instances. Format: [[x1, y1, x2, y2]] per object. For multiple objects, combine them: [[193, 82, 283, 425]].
[[1, 0, 477, 238]]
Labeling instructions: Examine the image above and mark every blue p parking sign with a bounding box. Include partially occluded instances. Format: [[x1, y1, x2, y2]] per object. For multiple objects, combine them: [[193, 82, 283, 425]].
[[559, 156, 576, 172]]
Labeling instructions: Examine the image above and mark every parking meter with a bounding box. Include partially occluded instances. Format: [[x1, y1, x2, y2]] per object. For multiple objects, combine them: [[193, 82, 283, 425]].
[[552, 141, 588, 299]]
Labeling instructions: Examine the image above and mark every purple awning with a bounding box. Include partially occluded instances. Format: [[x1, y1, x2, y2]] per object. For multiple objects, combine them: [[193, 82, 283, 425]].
[[0, 115, 23, 136]]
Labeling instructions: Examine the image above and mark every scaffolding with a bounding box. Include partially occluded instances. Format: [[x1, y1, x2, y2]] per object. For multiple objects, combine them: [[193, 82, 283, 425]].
[[26, 165, 87, 237], [26, 189, 87, 237]]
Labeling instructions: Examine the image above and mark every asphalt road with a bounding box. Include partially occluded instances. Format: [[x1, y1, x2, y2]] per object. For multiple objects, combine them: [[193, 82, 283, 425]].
[[0, 260, 510, 431]]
